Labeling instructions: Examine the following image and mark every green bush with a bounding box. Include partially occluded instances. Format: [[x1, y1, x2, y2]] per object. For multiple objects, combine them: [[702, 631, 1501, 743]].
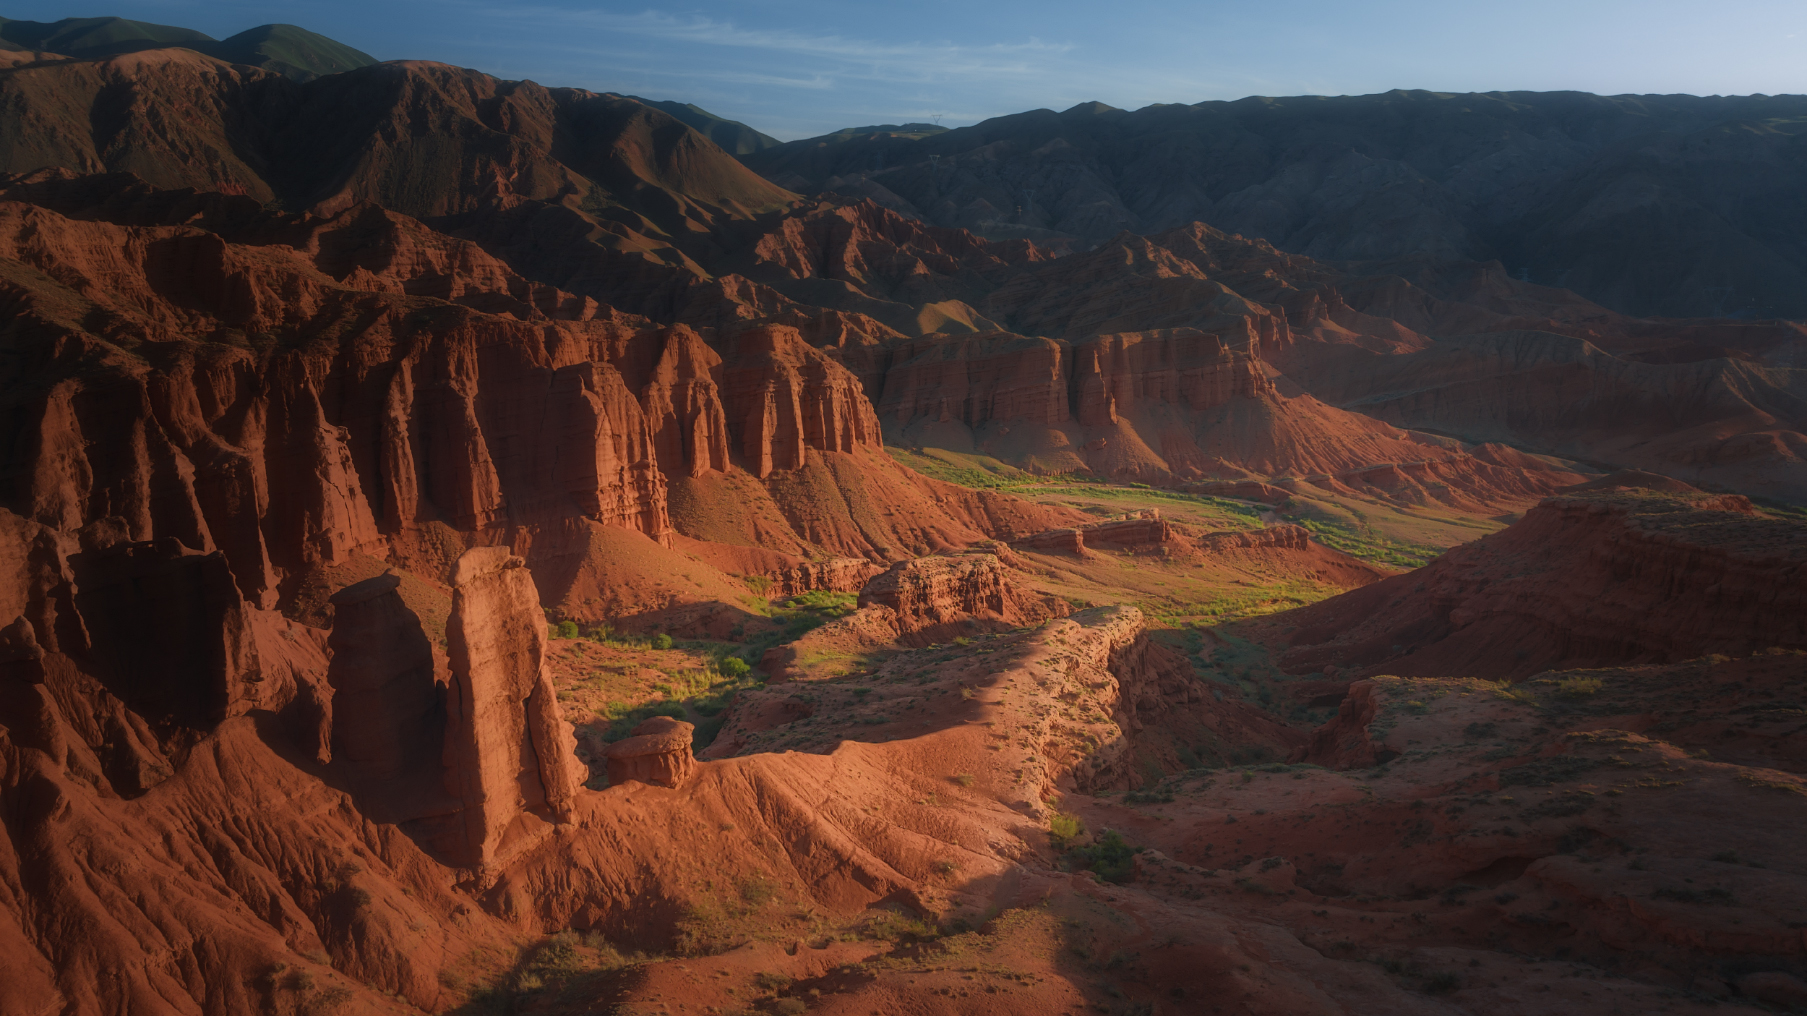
[[1557, 676, 1603, 698], [1070, 829, 1141, 883], [651, 633, 674, 650], [553, 620, 579, 640], [718, 656, 751, 677], [1049, 812, 1084, 847]]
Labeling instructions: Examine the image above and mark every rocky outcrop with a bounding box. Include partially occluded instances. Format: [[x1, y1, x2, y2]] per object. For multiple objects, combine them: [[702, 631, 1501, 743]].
[[602, 715, 698, 789], [1019, 527, 1085, 554], [1263, 491, 1807, 680], [1080, 510, 1173, 546], [766, 557, 885, 597], [441, 548, 583, 869], [857, 552, 1063, 642], [757, 552, 1068, 681], [1288, 681, 1390, 769], [1018, 511, 1175, 555]]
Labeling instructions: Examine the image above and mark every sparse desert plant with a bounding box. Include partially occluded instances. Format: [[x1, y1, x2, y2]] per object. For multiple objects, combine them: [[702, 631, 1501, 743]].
[[651, 633, 674, 650], [1492, 682, 1538, 705], [1049, 811, 1085, 847], [1556, 676, 1603, 698], [1069, 829, 1142, 883], [755, 971, 793, 991]]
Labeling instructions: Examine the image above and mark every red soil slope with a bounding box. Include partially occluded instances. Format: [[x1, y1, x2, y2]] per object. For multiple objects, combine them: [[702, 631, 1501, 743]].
[[1246, 489, 1807, 680]]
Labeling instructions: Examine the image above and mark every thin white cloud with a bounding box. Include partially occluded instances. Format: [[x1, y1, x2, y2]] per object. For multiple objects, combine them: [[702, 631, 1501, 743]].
[[483, 5, 1072, 84]]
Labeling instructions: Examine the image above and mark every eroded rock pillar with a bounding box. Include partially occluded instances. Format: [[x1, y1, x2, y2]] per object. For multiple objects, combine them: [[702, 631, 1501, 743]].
[[442, 547, 582, 868]]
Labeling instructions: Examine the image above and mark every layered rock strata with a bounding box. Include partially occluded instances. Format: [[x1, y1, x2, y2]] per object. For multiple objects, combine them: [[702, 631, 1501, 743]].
[[441, 547, 583, 869], [856, 553, 1064, 642], [603, 716, 698, 789]]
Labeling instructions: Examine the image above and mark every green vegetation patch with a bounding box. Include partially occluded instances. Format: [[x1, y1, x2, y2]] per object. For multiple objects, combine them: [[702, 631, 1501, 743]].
[[1065, 829, 1142, 884], [1297, 518, 1441, 569]]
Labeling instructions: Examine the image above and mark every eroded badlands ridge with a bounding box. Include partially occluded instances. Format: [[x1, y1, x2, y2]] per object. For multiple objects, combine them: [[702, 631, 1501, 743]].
[[1252, 490, 1807, 680]]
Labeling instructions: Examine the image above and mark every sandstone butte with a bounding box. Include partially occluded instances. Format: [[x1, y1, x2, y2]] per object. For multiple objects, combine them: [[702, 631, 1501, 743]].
[[0, 39, 1801, 1016]]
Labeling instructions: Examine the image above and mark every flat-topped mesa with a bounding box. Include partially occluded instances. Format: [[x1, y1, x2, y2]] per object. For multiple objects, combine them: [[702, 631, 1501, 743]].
[[602, 716, 697, 789], [441, 547, 584, 869]]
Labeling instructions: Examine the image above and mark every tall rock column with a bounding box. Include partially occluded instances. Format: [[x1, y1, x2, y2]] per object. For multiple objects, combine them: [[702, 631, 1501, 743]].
[[441, 547, 582, 869]]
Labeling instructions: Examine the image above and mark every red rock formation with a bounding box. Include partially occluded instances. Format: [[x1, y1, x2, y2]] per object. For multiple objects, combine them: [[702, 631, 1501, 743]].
[[1288, 681, 1389, 768], [325, 572, 450, 823], [766, 557, 885, 597], [720, 325, 881, 478], [1080, 510, 1173, 546], [441, 548, 583, 869], [1019, 526, 1086, 554], [603, 716, 698, 789], [1259, 490, 1807, 680], [1017, 511, 1174, 555], [857, 553, 1062, 641]]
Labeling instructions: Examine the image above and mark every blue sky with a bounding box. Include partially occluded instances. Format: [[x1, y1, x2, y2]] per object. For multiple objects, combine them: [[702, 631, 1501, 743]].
[[8, 1, 1806, 139]]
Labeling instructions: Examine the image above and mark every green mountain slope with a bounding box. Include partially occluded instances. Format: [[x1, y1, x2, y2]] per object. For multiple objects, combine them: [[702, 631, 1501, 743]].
[[210, 24, 378, 79], [623, 96, 782, 154], [0, 16, 377, 79]]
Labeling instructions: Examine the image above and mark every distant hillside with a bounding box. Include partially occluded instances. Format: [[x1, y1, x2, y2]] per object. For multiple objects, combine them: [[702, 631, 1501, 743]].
[[622, 96, 782, 155], [0, 16, 376, 79], [742, 91, 1807, 320]]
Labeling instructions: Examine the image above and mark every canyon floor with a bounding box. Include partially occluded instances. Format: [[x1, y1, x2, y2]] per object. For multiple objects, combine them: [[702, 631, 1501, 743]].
[[400, 482, 1807, 1016]]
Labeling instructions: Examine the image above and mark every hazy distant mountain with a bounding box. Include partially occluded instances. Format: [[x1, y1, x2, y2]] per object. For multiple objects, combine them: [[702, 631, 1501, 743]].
[[743, 90, 1807, 320]]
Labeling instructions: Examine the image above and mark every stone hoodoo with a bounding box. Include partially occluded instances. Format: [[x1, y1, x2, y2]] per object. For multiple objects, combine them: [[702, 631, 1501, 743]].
[[602, 715, 698, 789], [442, 548, 584, 869], [325, 572, 449, 823]]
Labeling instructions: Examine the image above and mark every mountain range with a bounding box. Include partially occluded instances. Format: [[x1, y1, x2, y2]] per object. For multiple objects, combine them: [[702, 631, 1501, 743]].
[[0, 18, 1803, 1016]]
